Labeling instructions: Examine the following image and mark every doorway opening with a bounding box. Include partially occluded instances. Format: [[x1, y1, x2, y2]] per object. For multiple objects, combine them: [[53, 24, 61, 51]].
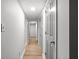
[[18, 0, 57, 59]]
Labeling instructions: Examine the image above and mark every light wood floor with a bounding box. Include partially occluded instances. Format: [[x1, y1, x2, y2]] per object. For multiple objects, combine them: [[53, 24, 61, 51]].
[[23, 37, 43, 59]]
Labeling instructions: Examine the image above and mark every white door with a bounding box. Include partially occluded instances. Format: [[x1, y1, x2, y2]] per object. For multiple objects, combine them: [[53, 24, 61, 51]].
[[29, 22, 37, 38]]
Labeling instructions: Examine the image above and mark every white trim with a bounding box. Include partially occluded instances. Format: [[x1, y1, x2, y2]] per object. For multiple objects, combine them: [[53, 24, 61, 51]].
[[20, 48, 25, 59], [21, 42, 27, 59], [42, 52, 45, 59], [42, 8, 46, 59]]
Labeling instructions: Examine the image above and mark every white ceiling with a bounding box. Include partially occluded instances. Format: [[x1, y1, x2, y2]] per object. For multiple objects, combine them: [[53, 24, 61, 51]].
[[18, 0, 47, 21]]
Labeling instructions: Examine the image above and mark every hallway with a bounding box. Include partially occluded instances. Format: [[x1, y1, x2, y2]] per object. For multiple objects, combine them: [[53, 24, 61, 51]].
[[1, 0, 69, 59], [23, 37, 42, 59]]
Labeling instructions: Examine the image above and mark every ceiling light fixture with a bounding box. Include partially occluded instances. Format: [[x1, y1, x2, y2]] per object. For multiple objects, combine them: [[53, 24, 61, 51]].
[[31, 7, 36, 11]]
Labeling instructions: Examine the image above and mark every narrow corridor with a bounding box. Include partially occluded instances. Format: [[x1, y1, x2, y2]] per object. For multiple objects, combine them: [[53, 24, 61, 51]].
[[1, 0, 69, 59], [23, 37, 43, 59]]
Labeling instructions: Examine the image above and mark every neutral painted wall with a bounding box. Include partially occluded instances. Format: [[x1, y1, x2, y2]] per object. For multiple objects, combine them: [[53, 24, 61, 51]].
[[24, 20, 28, 45], [1, 0, 25, 59], [58, 0, 69, 59], [37, 19, 43, 48]]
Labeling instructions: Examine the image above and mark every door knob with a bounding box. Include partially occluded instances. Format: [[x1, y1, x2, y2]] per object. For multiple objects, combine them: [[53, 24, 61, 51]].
[[45, 52, 47, 55], [50, 41, 55, 44], [50, 41, 55, 47]]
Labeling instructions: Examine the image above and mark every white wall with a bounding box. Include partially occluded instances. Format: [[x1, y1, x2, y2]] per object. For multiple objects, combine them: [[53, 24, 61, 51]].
[[24, 20, 28, 45], [1, 0, 25, 59], [37, 19, 43, 48], [58, 0, 69, 59]]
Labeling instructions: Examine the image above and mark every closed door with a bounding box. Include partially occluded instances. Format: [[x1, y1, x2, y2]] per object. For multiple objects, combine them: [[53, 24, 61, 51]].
[[29, 23, 37, 37], [45, 0, 56, 59]]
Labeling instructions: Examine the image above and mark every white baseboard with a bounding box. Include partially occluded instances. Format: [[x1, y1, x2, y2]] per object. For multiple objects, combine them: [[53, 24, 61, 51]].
[[20, 43, 27, 59], [42, 52, 45, 59], [20, 48, 25, 59]]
